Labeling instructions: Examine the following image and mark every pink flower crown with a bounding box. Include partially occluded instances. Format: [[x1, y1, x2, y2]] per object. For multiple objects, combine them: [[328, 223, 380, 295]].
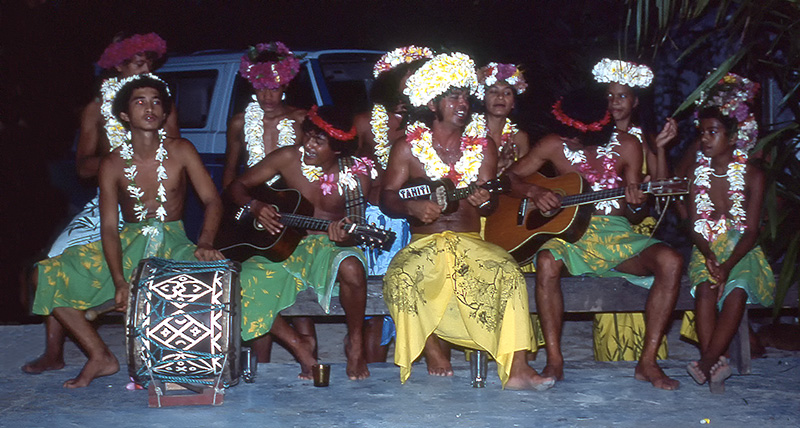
[[307, 106, 357, 142], [694, 72, 761, 151], [239, 42, 301, 90], [97, 33, 167, 70], [552, 98, 611, 133], [478, 62, 528, 94]]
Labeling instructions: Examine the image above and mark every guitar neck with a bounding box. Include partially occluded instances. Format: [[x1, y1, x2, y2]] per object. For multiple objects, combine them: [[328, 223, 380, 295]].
[[279, 213, 332, 232], [449, 184, 479, 201], [561, 183, 647, 207]]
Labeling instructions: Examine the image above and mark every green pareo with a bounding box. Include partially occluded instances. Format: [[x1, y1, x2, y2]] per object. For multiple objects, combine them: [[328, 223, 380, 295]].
[[239, 234, 365, 341], [33, 220, 198, 316]]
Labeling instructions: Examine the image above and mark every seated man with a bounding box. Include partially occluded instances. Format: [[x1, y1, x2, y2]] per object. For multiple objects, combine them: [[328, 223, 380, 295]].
[[31, 75, 225, 388], [507, 87, 683, 390], [228, 105, 374, 380], [380, 52, 555, 390]]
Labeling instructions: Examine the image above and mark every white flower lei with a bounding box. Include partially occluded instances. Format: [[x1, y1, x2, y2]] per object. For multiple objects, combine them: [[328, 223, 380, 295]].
[[406, 113, 486, 188], [497, 118, 519, 153], [370, 104, 391, 169], [693, 148, 748, 242], [121, 128, 169, 221], [564, 132, 623, 214], [244, 98, 297, 167], [100, 78, 127, 151]]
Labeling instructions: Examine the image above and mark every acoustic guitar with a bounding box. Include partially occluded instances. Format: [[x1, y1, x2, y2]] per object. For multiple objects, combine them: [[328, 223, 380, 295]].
[[483, 172, 689, 264], [216, 185, 395, 262]]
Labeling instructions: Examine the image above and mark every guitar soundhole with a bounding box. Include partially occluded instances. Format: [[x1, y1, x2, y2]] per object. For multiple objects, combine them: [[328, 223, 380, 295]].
[[541, 189, 566, 218], [434, 186, 448, 209], [253, 219, 265, 231]]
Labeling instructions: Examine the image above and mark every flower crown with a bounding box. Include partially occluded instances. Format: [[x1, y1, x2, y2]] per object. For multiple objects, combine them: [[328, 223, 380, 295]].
[[695, 72, 760, 151], [592, 58, 653, 88], [239, 42, 301, 90], [97, 33, 167, 70], [551, 98, 611, 133], [307, 105, 357, 142], [478, 62, 528, 94], [404, 52, 484, 107], [373, 45, 435, 78]]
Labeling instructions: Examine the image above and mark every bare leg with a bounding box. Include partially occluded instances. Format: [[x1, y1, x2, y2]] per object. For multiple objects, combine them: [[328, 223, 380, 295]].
[[364, 316, 389, 363], [688, 281, 717, 384], [337, 257, 369, 380], [697, 289, 747, 379], [616, 244, 682, 390], [269, 315, 316, 379], [249, 334, 273, 363], [22, 315, 66, 374], [505, 350, 556, 391], [291, 317, 318, 360], [535, 251, 565, 381], [423, 334, 453, 376], [51, 307, 118, 388]]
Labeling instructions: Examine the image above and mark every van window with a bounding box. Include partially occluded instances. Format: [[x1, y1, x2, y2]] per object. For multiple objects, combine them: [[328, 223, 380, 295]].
[[318, 53, 382, 115], [159, 70, 218, 129]]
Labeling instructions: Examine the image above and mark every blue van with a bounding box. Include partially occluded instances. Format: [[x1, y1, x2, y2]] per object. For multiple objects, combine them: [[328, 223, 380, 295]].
[[155, 49, 384, 237]]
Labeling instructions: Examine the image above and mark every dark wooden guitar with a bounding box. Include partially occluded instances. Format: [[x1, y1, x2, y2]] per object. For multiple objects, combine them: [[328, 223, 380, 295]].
[[398, 175, 510, 215], [484, 172, 689, 264], [216, 186, 395, 262]]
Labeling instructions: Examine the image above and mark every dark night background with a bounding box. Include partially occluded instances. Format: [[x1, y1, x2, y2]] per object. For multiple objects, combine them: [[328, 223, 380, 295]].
[[0, 0, 691, 322]]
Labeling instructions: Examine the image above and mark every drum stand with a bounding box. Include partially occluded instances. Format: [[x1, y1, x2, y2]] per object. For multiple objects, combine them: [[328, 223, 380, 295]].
[[146, 355, 229, 407]]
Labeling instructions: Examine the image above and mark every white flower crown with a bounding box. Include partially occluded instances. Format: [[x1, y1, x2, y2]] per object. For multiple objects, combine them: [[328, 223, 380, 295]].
[[592, 58, 653, 88]]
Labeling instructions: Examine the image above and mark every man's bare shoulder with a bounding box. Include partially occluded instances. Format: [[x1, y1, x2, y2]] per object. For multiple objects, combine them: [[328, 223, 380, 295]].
[[353, 111, 371, 132], [532, 133, 565, 154], [288, 107, 307, 122], [228, 112, 245, 127], [99, 149, 124, 176], [82, 99, 104, 120]]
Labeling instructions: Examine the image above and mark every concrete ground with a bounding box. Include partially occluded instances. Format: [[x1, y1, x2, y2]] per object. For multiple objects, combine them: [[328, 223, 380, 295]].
[[2, 317, 799, 428]]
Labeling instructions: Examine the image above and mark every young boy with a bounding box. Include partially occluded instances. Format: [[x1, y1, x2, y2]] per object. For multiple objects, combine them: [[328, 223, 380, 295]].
[[686, 100, 775, 393], [30, 75, 224, 388]]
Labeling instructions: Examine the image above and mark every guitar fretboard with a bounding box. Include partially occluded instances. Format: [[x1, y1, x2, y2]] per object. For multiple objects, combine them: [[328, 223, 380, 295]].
[[279, 213, 331, 232], [449, 184, 480, 201], [561, 183, 648, 207]]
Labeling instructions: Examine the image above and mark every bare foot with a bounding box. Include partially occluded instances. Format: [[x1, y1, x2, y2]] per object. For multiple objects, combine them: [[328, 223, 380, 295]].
[[540, 364, 564, 381], [63, 351, 118, 388], [344, 335, 370, 380], [709, 357, 731, 394], [295, 334, 317, 380], [634, 361, 679, 390], [505, 372, 556, 391], [21, 354, 65, 374], [686, 360, 707, 385]]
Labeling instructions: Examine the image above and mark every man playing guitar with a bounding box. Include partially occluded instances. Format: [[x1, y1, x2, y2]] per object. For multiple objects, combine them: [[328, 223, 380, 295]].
[[227, 105, 373, 381], [506, 86, 684, 390]]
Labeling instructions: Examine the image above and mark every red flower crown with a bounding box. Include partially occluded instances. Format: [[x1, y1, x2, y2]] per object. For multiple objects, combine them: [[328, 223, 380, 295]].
[[307, 106, 357, 141], [97, 33, 167, 70], [551, 99, 611, 133]]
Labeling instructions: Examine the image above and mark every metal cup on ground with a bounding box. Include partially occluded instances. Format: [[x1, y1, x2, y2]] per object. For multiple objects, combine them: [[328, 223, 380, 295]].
[[312, 364, 330, 387], [470, 349, 488, 388]]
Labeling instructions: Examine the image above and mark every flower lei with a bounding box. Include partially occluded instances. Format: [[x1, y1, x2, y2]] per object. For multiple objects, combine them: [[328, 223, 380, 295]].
[[244, 98, 297, 168], [299, 147, 376, 196], [552, 99, 612, 133], [693, 148, 748, 242], [100, 77, 127, 151], [626, 125, 643, 144], [370, 104, 391, 169], [564, 132, 623, 214], [695, 72, 760, 152], [478, 62, 527, 94], [97, 33, 167, 70], [406, 113, 487, 188], [121, 128, 169, 222], [239, 42, 301, 90], [404, 52, 484, 107], [497, 118, 519, 154], [373, 45, 435, 78], [592, 58, 653, 88]]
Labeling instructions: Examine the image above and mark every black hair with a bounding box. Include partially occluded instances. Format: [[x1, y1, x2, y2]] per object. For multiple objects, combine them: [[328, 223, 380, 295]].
[[697, 106, 738, 138], [111, 76, 173, 128], [302, 105, 357, 156], [370, 59, 428, 109], [551, 86, 614, 146]]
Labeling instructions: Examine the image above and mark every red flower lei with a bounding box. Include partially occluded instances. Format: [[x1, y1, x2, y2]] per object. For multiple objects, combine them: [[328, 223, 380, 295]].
[[551, 99, 611, 133], [97, 33, 167, 69], [307, 105, 357, 141]]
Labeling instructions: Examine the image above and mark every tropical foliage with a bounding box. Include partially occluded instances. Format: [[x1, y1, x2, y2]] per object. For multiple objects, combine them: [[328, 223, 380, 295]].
[[622, 0, 800, 315]]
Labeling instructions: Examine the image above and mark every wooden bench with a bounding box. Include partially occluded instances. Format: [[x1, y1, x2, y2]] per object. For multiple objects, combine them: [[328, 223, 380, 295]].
[[281, 273, 798, 375]]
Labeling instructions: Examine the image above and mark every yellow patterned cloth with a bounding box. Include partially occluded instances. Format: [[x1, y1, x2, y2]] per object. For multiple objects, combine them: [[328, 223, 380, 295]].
[[681, 223, 775, 341], [537, 215, 668, 361], [33, 220, 197, 315], [239, 234, 365, 341], [383, 231, 533, 387]]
